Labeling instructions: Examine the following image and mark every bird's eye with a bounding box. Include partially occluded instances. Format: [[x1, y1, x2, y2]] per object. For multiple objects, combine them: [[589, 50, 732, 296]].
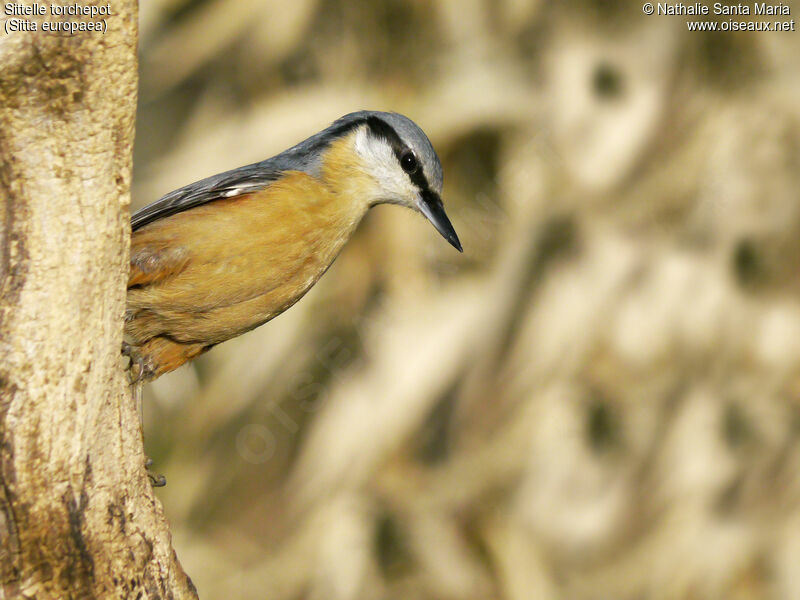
[[400, 151, 419, 174]]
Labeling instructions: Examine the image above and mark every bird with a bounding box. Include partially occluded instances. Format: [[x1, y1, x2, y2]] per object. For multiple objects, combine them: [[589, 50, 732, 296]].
[[125, 110, 461, 381]]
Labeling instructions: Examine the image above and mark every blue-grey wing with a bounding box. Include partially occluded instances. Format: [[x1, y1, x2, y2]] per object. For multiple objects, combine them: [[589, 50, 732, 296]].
[[131, 164, 284, 231]]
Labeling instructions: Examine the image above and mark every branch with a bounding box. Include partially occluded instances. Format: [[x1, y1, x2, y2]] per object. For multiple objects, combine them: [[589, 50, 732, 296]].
[[0, 5, 196, 598]]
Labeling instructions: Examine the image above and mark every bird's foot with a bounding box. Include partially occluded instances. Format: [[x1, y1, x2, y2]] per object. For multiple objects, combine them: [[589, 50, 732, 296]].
[[125, 344, 157, 384], [145, 457, 167, 487], [121, 341, 132, 372]]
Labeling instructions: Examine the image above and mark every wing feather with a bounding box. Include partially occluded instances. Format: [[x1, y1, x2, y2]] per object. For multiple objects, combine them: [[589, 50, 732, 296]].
[[131, 165, 283, 231]]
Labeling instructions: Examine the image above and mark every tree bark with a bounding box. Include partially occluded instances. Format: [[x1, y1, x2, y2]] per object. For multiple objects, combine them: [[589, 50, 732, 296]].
[[0, 5, 197, 599]]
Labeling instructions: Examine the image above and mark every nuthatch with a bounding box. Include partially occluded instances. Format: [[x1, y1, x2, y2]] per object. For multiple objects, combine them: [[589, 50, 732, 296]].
[[126, 111, 461, 381]]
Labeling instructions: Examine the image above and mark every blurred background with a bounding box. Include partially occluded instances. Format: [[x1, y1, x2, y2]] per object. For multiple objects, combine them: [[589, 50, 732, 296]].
[[132, 1, 800, 598]]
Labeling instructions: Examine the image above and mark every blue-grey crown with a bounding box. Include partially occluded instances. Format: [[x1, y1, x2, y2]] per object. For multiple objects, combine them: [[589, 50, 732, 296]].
[[270, 110, 443, 194]]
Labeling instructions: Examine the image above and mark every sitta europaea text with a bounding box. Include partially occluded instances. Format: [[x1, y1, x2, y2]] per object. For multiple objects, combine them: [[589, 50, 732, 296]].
[[126, 111, 461, 381]]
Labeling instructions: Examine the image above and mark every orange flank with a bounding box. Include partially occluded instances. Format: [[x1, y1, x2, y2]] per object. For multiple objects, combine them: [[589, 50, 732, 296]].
[[126, 135, 372, 379]]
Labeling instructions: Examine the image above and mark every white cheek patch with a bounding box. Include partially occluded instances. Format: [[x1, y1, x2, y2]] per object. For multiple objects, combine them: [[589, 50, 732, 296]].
[[353, 127, 418, 207]]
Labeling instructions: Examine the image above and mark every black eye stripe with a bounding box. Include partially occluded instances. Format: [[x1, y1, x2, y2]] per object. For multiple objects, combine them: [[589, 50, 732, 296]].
[[365, 116, 433, 196], [401, 153, 431, 193]]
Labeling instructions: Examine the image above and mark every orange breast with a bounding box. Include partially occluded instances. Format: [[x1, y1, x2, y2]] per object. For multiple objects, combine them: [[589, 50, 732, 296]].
[[126, 168, 368, 345]]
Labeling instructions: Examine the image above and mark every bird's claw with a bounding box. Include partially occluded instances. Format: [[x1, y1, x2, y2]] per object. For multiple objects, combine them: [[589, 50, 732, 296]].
[[126, 347, 156, 384], [145, 457, 167, 487]]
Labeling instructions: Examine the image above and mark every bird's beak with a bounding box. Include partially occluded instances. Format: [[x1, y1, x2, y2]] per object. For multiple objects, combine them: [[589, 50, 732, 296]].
[[418, 191, 462, 252]]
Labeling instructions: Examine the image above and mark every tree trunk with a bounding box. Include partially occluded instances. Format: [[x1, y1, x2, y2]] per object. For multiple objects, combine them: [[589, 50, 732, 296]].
[[0, 5, 197, 599]]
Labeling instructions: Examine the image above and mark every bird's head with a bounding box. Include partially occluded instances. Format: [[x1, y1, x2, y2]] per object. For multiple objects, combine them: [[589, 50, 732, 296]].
[[325, 111, 462, 252]]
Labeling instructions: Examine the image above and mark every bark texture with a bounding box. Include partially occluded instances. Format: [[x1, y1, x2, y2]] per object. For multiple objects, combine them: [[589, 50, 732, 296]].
[[0, 6, 197, 599]]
